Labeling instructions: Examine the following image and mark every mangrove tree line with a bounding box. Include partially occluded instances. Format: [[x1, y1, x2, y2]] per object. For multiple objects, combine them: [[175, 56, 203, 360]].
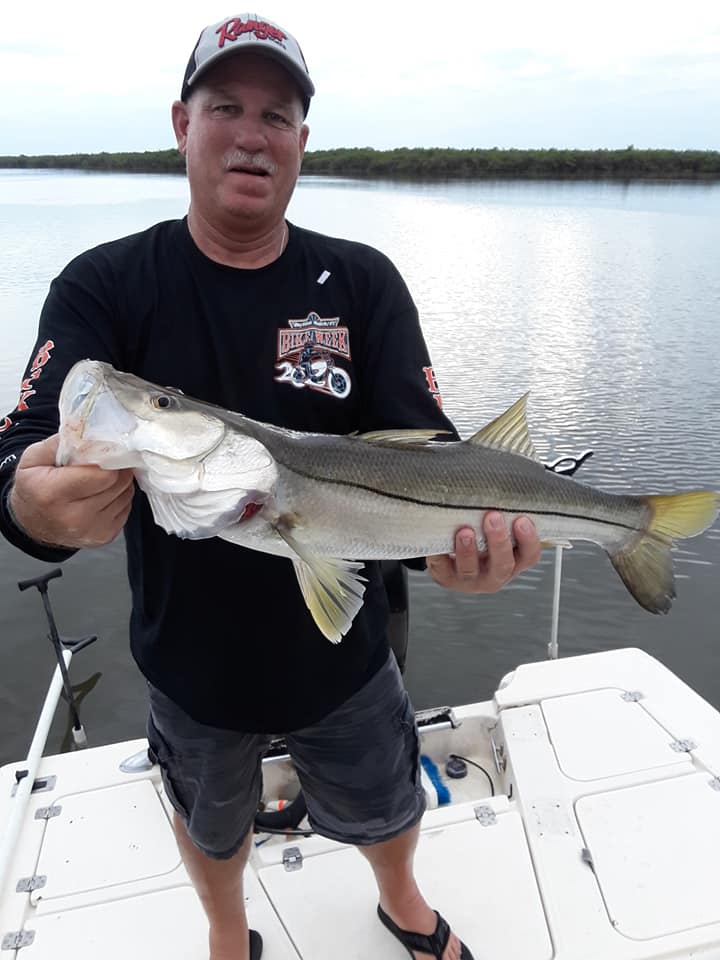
[[0, 147, 718, 179]]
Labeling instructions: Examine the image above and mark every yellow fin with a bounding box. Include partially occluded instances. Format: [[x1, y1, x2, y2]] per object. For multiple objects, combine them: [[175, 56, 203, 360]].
[[274, 525, 367, 643], [469, 393, 539, 460], [610, 491, 719, 614], [645, 491, 720, 541], [355, 428, 453, 446]]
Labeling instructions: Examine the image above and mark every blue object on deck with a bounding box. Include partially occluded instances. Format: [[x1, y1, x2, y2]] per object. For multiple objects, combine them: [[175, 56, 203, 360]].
[[420, 754, 451, 805]]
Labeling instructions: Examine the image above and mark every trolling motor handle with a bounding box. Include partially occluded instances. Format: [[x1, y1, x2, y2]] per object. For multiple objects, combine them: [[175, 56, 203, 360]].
[[18, 568, 63, 593], [60, 634, 98, 654], [17, 566, 92, 746]]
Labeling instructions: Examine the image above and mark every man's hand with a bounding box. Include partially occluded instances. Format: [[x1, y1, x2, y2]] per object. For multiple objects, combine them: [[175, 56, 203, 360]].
[[426, 512, 541, 593], [9, 435, 135, 549]]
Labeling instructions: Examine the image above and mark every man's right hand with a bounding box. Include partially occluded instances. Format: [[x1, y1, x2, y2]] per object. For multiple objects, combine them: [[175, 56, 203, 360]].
[[9, 435, 135, 549]]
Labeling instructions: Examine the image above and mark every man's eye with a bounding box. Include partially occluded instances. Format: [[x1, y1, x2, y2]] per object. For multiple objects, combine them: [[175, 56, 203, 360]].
[[213, 104, 238, 115], [266, 111, 289, 125]]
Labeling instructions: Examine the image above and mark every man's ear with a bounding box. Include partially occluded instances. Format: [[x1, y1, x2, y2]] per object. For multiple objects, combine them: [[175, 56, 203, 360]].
[[171, 101, 190, 155], [299, 123, 309, 158]]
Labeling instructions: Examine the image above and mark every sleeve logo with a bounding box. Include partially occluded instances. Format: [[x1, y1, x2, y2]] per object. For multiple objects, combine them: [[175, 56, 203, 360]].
[[423, 366, 443, 409], [0, 340, 55, 433]]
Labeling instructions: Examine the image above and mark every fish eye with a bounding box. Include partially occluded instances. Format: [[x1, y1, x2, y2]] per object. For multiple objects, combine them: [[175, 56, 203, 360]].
[[151, 394, 174, 410]]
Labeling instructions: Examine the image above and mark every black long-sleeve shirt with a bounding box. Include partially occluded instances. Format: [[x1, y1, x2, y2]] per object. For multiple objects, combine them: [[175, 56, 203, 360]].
[[0, 219, 454, 731]]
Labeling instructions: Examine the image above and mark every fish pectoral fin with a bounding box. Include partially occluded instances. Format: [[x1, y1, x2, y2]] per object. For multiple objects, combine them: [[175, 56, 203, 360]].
[[274, 527, 366, 643], [469, 393, 541, 461], [293, 556, 367, 644], [353, 428, 454, 446]]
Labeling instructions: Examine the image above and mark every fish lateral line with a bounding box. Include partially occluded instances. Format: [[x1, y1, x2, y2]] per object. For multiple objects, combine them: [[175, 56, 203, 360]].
[[275, 464, 640, 534]]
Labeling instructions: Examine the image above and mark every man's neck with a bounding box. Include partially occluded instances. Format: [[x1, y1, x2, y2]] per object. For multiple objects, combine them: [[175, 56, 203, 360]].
[[187, 209, 288, 269]]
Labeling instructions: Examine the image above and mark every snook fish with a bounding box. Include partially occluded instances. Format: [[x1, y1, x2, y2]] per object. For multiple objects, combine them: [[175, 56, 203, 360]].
[[57, 360, 719, 643]]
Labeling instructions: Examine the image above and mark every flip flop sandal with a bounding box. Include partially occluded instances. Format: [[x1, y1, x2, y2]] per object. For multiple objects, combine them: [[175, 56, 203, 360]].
[[377, 904, 474, 959], [250, 928, 263, 960]]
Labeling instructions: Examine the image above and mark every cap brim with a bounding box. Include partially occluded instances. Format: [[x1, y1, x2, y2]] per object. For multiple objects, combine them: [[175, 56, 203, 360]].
[[183, 44, 314, 103]]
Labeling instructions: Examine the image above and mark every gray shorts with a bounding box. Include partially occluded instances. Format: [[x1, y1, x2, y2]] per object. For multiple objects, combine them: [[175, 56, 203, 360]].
[[146, 653, 426, 859]]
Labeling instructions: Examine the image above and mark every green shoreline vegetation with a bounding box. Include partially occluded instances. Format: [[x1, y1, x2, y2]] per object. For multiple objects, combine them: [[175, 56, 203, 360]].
[[1, 147, 719, 179]]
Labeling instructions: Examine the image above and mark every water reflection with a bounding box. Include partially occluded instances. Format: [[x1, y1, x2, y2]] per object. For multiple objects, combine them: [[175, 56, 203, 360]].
[[1, 171, 719, 762]]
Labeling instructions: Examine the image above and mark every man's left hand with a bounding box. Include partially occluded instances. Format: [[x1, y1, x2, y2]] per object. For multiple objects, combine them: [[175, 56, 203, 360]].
[[426, 512, 542, 593]]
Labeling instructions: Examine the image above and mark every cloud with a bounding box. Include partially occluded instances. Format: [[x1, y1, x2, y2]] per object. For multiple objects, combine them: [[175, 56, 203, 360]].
[[1, 0, 718, 154]]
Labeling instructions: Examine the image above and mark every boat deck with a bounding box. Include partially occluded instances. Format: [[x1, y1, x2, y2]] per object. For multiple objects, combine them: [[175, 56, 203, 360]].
[[2, 647, 720, 959]]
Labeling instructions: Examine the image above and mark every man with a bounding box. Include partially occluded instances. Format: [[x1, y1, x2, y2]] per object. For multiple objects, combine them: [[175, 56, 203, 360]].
[[0, 15, 541, 960]]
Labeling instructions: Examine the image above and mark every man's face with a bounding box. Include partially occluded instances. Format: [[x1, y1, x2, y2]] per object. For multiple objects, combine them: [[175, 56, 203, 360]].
[[172, 54, 309, 232]]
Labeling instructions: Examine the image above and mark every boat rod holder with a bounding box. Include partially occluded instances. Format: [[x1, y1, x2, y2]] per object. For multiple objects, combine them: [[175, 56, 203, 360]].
[[18, 568, 98, 746]]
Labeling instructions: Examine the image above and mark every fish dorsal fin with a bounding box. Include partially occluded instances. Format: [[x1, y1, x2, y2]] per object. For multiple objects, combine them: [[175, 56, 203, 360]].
[[469, 393, 540, 460], [355, 428, 453, 446]]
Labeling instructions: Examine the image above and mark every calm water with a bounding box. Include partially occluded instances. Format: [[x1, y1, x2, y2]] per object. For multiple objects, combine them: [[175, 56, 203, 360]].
[[1, 169, 719, 764]]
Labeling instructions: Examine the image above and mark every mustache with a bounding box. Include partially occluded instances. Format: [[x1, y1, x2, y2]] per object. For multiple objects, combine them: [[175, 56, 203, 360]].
[[223, 150, 278, 175]]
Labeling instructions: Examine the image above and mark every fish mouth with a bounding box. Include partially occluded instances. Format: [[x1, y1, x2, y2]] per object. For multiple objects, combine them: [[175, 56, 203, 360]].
[[57, 360, 141, 468], [61, 361, 104, 418]]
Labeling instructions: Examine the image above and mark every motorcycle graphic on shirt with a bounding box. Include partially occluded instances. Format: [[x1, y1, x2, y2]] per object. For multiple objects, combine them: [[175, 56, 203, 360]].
[[275, 314, 352, 399]]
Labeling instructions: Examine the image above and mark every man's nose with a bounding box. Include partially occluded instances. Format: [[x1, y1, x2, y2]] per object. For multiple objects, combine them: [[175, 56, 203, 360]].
[[232, 117, 268, 152]]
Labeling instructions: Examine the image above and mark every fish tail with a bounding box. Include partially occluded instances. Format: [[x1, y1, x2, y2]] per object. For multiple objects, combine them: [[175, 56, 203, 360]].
[[609, 491, 719, 614]]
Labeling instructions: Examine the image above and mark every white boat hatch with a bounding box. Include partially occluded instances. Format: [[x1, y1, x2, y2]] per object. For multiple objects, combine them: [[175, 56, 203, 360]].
[[32, 781, 180, 902], [258, 809, 553, 960], [17, 887, 208, 960], [575, 772, 720, 940], [541, 688, 693, 781]]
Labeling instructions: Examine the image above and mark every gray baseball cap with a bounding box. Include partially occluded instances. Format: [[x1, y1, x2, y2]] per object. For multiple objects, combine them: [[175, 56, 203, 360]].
[[180, 14, 315, 116]]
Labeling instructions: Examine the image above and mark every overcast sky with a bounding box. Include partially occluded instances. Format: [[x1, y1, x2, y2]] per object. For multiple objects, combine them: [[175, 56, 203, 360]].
[[2, 0, 719, 156]]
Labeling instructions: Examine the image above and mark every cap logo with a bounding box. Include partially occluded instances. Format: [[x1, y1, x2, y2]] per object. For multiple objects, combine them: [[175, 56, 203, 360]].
[[215, 17, 287, 49]]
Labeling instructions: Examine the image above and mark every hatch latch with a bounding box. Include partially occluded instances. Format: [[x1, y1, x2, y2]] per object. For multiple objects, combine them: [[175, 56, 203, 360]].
[[621, 691, 644, 702], [283, 846, 303, 871], [474, 804, 497, 827]]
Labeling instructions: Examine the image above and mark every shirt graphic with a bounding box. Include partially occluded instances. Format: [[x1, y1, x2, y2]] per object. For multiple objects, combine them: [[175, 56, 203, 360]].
[[274, 312, 352, 399]]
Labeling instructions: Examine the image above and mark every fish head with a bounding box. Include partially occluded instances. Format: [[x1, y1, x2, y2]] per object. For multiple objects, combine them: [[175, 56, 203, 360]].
[[57, 360, 227, 468]]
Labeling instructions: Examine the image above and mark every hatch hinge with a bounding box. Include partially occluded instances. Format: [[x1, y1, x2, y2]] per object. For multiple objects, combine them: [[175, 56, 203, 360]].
[[709, 778, 720, 792], [621, 690, 644, 702], [15, 875, 47, 894], [283, 846, 303, 872], [1, 931, 35, 951], [474, 804, 497, 826], [34, 804, 62, 820], [670, 738, 697, 753]]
